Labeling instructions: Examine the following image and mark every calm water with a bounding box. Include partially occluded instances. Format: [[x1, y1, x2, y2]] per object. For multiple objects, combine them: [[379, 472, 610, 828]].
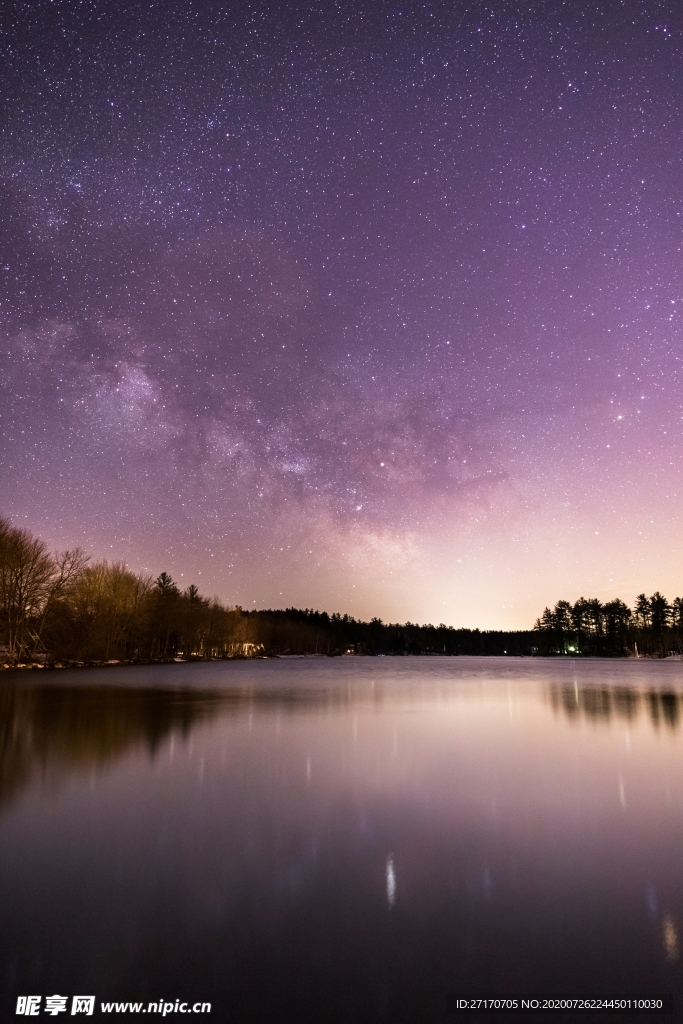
[[2, 657, 683, 1022]]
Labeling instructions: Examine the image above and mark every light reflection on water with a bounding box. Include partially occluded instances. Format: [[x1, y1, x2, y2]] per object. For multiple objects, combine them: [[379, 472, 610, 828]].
[[1, 657, 683, 1021]]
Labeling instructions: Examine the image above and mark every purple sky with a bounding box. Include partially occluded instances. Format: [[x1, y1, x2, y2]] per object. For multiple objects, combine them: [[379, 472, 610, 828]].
[[2, 0, 682, 628]]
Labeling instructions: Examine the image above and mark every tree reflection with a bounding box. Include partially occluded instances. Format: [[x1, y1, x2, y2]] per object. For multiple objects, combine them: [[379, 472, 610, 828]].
[[0, 683, 232, 812], [0, 679, 359, 814], [550, 685, 682, 730]]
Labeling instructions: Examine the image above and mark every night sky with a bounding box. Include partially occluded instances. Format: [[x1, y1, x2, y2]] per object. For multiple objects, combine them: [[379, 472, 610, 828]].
[[1, 0, 682, 628]]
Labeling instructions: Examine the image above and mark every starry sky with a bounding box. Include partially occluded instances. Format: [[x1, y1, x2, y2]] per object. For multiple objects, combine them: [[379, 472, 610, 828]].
[[1, 0, 682, 629]]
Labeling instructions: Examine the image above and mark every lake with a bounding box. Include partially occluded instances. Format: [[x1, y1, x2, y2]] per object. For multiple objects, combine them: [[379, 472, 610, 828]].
[[1, 657, 683, 1022]]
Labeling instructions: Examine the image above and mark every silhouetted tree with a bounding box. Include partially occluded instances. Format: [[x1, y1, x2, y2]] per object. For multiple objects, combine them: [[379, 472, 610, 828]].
[[634, 594, 651, 629], [672, 598, 683, 632], [650, 592, 671, 633]]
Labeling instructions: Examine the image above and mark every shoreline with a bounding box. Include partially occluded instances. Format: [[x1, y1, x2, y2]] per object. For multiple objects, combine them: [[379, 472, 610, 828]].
[[3, 651, 682, 673]]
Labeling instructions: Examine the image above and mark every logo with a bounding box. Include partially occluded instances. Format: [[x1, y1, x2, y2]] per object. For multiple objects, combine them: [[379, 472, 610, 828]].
[[16, 996, 95, 1016]]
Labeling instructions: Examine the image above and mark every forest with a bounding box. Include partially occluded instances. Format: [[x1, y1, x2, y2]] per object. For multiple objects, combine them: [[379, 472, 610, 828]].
[[533, 594, 683, 657], [0, 515, 680, 666]]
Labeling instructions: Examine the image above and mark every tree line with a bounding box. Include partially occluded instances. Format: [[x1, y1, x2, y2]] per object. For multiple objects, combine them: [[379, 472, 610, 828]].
[[2, 515, 680, 666], [534, 593, 683, 656], [0, 515, 538, 666], [0, 516, 250, 666]]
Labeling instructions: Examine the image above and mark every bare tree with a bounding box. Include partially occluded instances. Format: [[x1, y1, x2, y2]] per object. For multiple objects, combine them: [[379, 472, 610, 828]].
[[0, 517, 56, 662], [68, 561, 153, 662], [35, 548, 89, 651], [0, 517, 90, 663]]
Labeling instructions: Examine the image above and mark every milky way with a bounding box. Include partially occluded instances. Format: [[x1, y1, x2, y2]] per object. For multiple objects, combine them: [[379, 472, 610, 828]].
[[2, 0, 682, 628]]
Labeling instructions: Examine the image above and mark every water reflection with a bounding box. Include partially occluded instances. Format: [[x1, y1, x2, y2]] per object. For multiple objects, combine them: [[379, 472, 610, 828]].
[[385, 856, 396, 908], [3, 661, 683, 1021], [0, 679, 346, 814], [0, 683, 225, 811], [550, 683, 683, 728], [663, 915, 679, 961]]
